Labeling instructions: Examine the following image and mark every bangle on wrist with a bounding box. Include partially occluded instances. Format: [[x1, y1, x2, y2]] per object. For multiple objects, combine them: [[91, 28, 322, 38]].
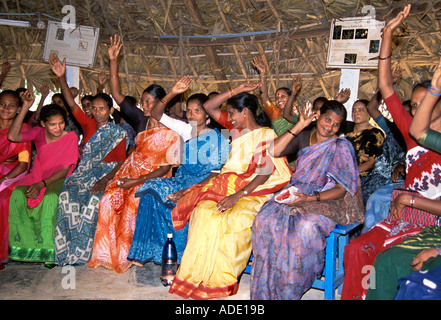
[[436, 247, 441, 256], [428, 86, 441, 96], [228, 87, 236, 98], [42, 180, 47, 187], [160, 98, 168, 105], [410, 194, 415, 207], [315, 191, 320, 201], [287, 130, 297, 138], [378, 54, 392, 60]]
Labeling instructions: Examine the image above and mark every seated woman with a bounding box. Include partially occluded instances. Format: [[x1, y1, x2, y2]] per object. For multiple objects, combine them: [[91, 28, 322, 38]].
[[0, 90, 31, 268], [251, 100, 364, 300], [345, 99, 385, 205], [7, 91, 79, 265], [127, 76, 230, 266], [87, 85, 181, 274], [366, 195, 441, 300], [341, 5, 441, 300], [168, 91, 292, 300]]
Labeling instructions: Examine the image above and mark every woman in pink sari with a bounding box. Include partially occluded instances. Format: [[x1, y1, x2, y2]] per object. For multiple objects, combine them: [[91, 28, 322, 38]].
[[0, 90, 31, 269], [7, 91, 79, 266]]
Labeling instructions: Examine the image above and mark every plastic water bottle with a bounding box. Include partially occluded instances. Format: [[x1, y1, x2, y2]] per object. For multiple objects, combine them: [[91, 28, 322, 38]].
[[160, 233, 177, 286]]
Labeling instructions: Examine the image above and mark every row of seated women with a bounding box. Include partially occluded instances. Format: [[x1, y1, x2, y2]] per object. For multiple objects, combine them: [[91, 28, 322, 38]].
[[1, 5, 441, 299]]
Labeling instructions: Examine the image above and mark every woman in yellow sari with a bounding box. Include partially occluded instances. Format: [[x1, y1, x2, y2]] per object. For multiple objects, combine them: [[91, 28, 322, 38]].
[[169, 91, 292, 300]]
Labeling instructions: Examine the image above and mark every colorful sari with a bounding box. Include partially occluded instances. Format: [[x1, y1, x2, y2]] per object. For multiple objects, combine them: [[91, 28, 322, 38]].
[[0, 125, 31, 262], [169, 127, 291, 300], [366, 225, 441, 300], [345, 127, 385, 205], [341, 190, 441, 300], [250, 137, 364, 300], [87, 127, 180, 273], [8, 129, 79, 262], [127, 128, 230, 265], [54, 123, 128, 266]]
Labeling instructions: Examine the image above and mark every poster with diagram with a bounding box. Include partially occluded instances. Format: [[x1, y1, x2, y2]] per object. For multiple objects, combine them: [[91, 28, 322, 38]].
[[326, 17, 385, 69], [43, 21, 99, 68]]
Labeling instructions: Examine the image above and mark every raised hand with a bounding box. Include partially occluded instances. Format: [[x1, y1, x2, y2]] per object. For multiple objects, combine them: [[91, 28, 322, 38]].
[[384, 4, 411, 34], [235, 81, 262, 94], [48, 53, 66, 78], [291, 74, 302, 96], [251, 56, 266, 75], [336, 88, 351, 104], [19, 90, 35, 110], [171, 75, 192, 95], [39, 82, 50, 97], [105, 34, 123, 61], [431, 57, 441, 90], [1, 61, 11, 74]]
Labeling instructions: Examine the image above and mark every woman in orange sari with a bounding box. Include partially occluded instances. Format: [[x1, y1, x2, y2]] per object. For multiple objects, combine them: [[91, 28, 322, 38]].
[[169, 92, 291, 299], [0, 90, 31, 268], [87, 84, 181, 273]]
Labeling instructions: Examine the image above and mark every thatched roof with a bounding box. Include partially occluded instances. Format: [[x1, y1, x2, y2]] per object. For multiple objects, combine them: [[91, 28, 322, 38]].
[[1, 0, 441, 106]]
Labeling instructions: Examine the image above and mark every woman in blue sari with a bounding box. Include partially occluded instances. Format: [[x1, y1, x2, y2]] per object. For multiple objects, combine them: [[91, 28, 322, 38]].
[[127, 77, 230, 264], [251, 100, 364, 300]]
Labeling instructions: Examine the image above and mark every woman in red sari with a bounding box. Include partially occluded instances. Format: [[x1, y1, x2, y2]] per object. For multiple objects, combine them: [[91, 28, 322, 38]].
[[0, 90, 31, 269], [7, 91, 79, 266]]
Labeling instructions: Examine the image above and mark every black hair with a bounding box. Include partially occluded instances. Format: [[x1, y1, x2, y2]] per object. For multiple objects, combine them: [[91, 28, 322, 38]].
[[352, 99, 369, 108], [412, 80, 431, 92], [312, 97, 329, 111], [0, 89, 22, 107], [39, 104, 67, 123], [320, 100, 347, 121], [142, 84, 166, 100], [226, 92, 272, 128], [276, 87, 292, 97], [92, 92, 113, 109], [81, 95, 94, 104]]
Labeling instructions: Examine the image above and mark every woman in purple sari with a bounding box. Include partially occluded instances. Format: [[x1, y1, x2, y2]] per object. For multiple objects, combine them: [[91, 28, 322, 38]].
[[251, 100, 364, 300]]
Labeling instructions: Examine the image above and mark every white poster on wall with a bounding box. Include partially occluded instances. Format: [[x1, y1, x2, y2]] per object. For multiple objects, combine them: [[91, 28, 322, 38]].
[[326, 17, 385, 69], [43, 21, 99, 68]]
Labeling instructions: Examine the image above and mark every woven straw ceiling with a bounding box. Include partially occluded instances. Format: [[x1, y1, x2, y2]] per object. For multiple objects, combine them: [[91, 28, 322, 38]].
[[1, 0, 441, 106]]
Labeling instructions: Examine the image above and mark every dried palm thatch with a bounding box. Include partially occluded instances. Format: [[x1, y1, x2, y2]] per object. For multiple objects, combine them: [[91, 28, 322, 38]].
[[0, 0, 440, 107]]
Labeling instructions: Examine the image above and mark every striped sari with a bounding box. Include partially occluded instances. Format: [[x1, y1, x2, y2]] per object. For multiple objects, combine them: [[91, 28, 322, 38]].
[[169, 127, 291, 299]]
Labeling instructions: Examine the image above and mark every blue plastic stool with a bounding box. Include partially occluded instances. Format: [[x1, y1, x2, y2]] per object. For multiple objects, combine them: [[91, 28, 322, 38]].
[[243, 222, 361, 300], [311, 222, 361, 300]]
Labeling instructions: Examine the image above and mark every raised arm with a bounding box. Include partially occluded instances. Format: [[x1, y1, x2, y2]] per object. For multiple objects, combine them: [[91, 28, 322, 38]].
[[272, 102, 317, 157], [106, 34, 125, 105], [203, 81, 262, 121], [150, 76, 192, 121], [251, 56, 269, 105], [378, 4, 411, 100], [7, 90, 35, 142], [48, 53, 80, 113], [33, 82, 50, 122], [283, 74, 302, 123], [0, 62, 11, 88], [409, 57, 441, 141]]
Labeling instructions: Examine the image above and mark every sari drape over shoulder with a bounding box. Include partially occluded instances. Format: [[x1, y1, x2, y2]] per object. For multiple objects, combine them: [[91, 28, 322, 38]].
[[0, 124, 31, 261], [127, 128, 230, 265], [88, 127, 180, 273], [54, 123, 128, 266], [250, 137, 364, 300], [8, 129, 79, 262], [169, 127, 291, 300]]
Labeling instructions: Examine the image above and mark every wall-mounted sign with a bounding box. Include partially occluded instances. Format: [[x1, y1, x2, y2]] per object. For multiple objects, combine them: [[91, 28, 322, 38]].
[[43, 21, 99, 68], [327, 17, 385, 69]]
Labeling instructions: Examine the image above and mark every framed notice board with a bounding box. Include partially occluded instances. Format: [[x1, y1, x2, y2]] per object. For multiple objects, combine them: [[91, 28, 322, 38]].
[[326, 17, 385, 69], [43, 21, 100, 68]]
